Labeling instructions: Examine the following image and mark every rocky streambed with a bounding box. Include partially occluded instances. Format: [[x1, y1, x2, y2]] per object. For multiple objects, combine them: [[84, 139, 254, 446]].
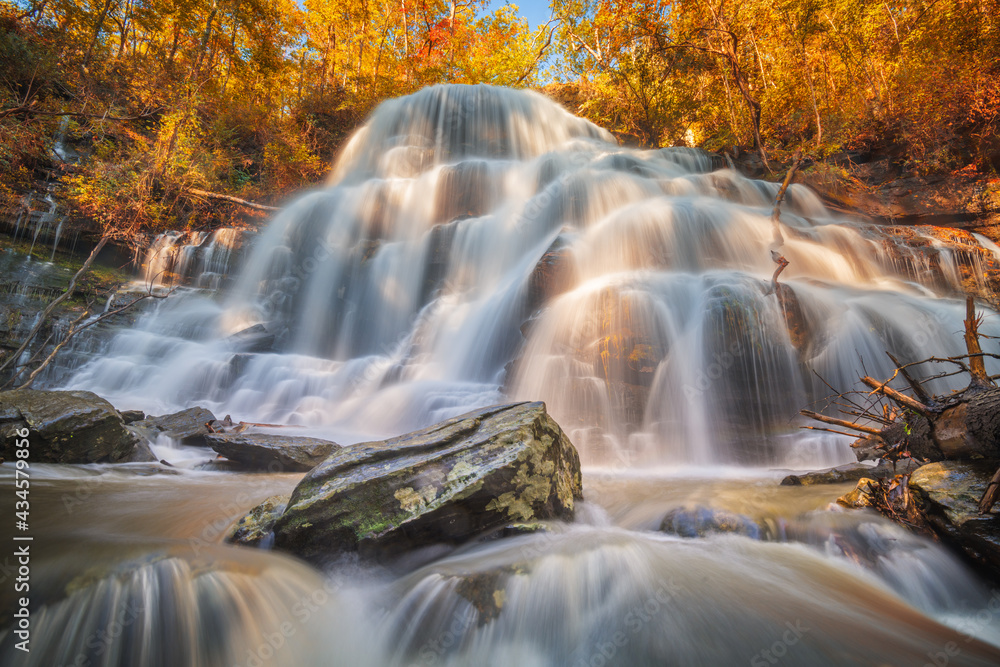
[[5, 388, 1000, 665]]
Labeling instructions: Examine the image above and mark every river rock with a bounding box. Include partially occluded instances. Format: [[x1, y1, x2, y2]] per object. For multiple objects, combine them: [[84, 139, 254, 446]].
[[0, 389, 140, 463], [237, 402, 582, 562], [908, 461, 1000, 575], [224, 324, 275, 353], [120, 409, 146, 424], [121, 432, 158, 463], [207, 432, 339, 472], [781, 459, 920, 486], [131, 406, 216, 447], [226, 495, 289, 546], [659, 505, 762, 539]]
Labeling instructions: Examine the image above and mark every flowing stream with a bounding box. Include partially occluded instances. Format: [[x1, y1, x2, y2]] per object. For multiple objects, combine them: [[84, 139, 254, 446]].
[[4, 84, 1000, 665]]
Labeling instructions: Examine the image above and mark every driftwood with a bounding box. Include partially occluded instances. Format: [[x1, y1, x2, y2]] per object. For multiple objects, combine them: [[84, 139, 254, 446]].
[[766, 153, 802, 293], [801, 297, 1000, 513], [188, 188, 279, 212]]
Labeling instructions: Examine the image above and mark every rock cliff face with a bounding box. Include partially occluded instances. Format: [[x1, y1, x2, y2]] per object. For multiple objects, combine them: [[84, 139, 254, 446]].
[[229, 402, 583, 563]]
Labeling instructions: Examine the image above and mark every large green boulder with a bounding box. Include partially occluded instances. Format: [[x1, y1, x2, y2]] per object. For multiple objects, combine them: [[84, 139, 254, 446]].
[[233, 402, 582, 562], [0, 389, 140, 463]]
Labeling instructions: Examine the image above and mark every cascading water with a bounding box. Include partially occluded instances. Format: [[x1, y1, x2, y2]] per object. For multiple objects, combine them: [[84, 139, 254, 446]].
[[7, 84, 1000, 665], [141, 228, 246, 290], [67, 84, 998, 465]]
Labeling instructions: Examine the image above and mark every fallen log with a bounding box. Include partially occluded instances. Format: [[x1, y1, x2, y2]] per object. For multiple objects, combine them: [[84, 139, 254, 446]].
[[801, 298, 1000, 467], [187, 188, 279, 212]]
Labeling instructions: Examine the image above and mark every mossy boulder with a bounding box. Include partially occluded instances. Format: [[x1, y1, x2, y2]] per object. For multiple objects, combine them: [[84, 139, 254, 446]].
[[0, 389, 140, 463], [207, 432, 339, 472], [237, 402, 582, 563]]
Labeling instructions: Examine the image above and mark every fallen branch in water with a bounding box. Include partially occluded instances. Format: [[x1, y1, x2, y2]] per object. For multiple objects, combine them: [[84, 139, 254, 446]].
[[800, 297, 1000, 513], [769, 151, 803, 248], [769, 249, 790, 293], [799, 409, 882, 435]]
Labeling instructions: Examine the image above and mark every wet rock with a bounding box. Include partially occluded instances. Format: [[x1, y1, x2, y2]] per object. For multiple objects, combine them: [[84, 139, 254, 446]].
[[908, 461, 1000, 575], [526, 235, 578, 312], [238, 402, 582, 563], [773, 283, 811, 352], [837, 478, 879, 509], [207, 432, 339, 472], [120, 409, 146, 424], [433, 160, 497, 224], [0, 389, 140, 463], [226, 495, 289, 547], [224, 324, 275, 353], [659, 505, 762, 539], [121, 431, 158, 463], [782, 459, 920, 486], [132, 406, 216, 447]]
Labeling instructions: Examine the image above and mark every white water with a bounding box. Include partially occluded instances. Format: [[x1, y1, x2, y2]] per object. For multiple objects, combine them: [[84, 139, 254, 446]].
[[67, 84, 998, 467], [10, 83, 1000, 665], [3, 465, 1000, 666]]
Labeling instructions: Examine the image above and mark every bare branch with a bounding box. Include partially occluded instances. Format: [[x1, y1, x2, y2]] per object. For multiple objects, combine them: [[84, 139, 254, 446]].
[[799, 408, 883, 435], [0, 236, 109, 377]]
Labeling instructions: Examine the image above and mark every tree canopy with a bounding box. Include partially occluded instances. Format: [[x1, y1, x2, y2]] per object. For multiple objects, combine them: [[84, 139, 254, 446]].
[[1, 0, 997, 238]]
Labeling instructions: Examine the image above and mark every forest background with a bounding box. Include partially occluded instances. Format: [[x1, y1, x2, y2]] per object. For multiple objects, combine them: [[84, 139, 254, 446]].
[[1, 0, 997, 239]]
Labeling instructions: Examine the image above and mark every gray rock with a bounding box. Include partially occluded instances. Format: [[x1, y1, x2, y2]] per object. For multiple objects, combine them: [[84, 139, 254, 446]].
[[132, 406, 216, 447], [225, 324, 275, 353], [120, 409, 146, 424], [781, 459, 921, 486], [122, 428, 159, 463], [909, 461, 1000, 576], [207, 432, 339, 472], [0, 389, 140, 463], [231, 402, 582, 563], [659, 505, 762, 539]]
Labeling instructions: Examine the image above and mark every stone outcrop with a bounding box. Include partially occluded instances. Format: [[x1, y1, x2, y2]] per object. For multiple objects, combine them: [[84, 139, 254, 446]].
[[130, 406, 217, 447], [229, 402, 582, 563], [207, 432, 339, 472], [0, 389, 142, 463]]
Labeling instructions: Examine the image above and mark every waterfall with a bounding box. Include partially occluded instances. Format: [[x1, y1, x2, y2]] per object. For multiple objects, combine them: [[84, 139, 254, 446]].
[[140, 228, 246, 290], [64, 83, 1000, 467]]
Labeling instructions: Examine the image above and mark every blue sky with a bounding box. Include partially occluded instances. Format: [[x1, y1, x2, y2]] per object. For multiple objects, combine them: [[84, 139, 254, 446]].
[[485, 0, 553, 30]]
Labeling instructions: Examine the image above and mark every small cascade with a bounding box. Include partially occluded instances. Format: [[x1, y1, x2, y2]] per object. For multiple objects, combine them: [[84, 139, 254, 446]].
[[48, 213, 65, 261], [141, 228, 247, 290]]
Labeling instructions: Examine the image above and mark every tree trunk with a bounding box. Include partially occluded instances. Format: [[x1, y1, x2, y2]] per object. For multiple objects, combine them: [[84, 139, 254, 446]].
[[81, 0, 117, 69]]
